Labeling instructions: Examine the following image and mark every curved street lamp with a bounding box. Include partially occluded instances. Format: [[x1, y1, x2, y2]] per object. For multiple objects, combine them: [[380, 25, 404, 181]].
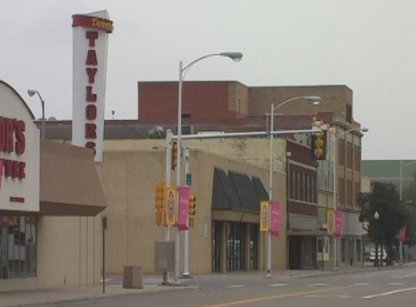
[[177, 52, 243, 187], [332, 126, 368, 269], [27, 89, 45, 139], [176, 52, 243, 282], [267, 95, 321, 277]]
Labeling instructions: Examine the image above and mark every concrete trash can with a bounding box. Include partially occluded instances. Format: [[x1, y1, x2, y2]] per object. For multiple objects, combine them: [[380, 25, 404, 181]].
[[122, 266, 143, 289]]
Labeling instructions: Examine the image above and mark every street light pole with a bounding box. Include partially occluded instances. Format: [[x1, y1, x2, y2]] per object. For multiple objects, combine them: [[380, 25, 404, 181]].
[[176, 52, 243, 283], [332, 126, 368, 269], [27, 89, 45, 139], [373, 210, 380, 269], [267, 95, 321, 277]]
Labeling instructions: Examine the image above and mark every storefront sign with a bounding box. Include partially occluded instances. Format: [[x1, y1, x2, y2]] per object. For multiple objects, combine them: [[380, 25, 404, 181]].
[[0, 81, 40, 212], [72, 11, 113, 162]]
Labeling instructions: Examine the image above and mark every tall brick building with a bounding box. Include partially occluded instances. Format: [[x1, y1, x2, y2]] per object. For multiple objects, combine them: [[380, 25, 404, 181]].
[[138, 81, 366, 268]]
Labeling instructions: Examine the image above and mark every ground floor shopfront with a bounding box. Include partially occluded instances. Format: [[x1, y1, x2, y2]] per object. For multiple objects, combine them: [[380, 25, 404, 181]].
[[0, 215, 37, 280], [0, 215, 103, 291], [0, 80, 106, 289], [337, 211, 365, 266], [212, 220, 260, 273], [0, 140, 106, 291]]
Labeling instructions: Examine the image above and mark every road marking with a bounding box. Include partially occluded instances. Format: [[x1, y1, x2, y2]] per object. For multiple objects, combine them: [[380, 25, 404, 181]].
[[306, 294, 351, 299], [388, 282, 405, 286], [269, 283, 288, 288], [394, 272, 416, 279], [204, 284, 354, 307], [309, 283, 329, 287], [227, 284, 245, 289], [362, 287, 416, 299]]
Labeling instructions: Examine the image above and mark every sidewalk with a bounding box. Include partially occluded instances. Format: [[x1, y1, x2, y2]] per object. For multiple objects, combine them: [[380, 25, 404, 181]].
[[0, 280, 194, 307], [0, 263, 412, 307]]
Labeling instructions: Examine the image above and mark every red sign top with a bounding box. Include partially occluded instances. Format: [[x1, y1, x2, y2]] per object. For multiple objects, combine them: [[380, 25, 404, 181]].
[[72, 14, 114, 33]]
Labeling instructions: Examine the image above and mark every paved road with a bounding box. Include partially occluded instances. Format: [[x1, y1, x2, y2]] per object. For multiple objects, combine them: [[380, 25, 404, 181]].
[[29, 266, 416, 307]]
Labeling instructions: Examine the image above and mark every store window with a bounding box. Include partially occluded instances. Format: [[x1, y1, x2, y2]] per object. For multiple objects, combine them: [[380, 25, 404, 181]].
[[0, 215, 37, 279]]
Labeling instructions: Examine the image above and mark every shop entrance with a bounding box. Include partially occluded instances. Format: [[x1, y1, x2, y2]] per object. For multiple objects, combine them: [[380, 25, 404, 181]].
[[212, 221, 258, 272], [288, 235, 316, 269]]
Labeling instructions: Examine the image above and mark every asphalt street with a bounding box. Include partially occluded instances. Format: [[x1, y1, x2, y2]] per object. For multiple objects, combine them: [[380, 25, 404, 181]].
[[26, 264, 416, 307]]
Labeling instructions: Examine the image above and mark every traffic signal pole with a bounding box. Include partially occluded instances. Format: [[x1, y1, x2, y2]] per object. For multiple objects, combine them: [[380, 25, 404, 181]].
[[165, 130, 173, 240], [182, 147, 191, 278], [164, 130, 173, 284]]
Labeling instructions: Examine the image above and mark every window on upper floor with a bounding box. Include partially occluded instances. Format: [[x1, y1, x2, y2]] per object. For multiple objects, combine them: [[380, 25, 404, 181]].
[[346, 104, 352, 123]]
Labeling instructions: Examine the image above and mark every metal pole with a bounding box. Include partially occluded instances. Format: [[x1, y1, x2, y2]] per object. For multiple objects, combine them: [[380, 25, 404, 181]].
[[177, 61, 183, 201], [322, 234, 325, 272], [174, 61, 183, 284], [400, 160, 403, 201], [103, 224, 105, 293], [183, 147, 191, 278], [399, 160, 403, 264], [333, 129, 338, 270], [165, 130, 173, 241], [375, 220, 379, 268], [41, 98, 45, 139], [164, 130, 173, 284], [267, 103, 274, 278], [102, 216, 107, 294]]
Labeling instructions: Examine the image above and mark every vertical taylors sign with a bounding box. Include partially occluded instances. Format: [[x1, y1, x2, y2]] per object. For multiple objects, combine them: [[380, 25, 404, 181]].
[[72, 11, 113, 162], [0, 81, 40, 212]]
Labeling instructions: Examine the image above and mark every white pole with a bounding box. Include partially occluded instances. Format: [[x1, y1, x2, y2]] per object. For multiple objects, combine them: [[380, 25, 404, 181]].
[[399, 160, 403, 264], [267, 103, 274, 278], [41, 97, 45, 139], [400, 160, 403, 201], [174, 61, 183, 284], [165, 130, 173, 241], [333, 128, 338, 270], [183, 147, 191, 278]]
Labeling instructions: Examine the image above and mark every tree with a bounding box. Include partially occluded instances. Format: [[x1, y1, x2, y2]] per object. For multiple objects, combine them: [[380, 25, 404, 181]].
[[358, 182, 406, 265]]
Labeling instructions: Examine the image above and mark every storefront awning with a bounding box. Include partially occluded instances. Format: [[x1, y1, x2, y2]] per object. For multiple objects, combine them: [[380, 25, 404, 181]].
[[40, 140, 106, 216]]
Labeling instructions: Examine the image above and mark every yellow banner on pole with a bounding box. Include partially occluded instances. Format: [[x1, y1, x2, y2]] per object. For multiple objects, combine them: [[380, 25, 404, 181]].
[[327, 209, 335, 235], [164, 187, 177, 226], [260, 201, 270, 232]]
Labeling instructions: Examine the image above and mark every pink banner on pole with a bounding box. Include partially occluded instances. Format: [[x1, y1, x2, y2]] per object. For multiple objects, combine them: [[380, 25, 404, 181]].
[[400, 225, 408, 243], [335, 211, 345, 239], [177, 186, 190, 231], [270, 201, 281, 237], [0, 159, 3, 192]]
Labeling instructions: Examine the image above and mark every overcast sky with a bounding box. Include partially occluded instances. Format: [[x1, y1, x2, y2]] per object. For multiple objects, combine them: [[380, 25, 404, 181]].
[[1, 0, 416, 160]]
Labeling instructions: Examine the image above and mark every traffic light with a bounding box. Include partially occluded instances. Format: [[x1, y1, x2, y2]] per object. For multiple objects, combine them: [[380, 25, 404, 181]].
[[155, 182, 165, 226], [172, 142, 178, 170], [311, 131, 326, 160], [189, 194, 196, 216]]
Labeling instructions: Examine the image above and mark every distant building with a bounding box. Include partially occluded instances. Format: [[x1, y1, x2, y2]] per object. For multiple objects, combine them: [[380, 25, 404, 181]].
[[362, 160, 416, 197]]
